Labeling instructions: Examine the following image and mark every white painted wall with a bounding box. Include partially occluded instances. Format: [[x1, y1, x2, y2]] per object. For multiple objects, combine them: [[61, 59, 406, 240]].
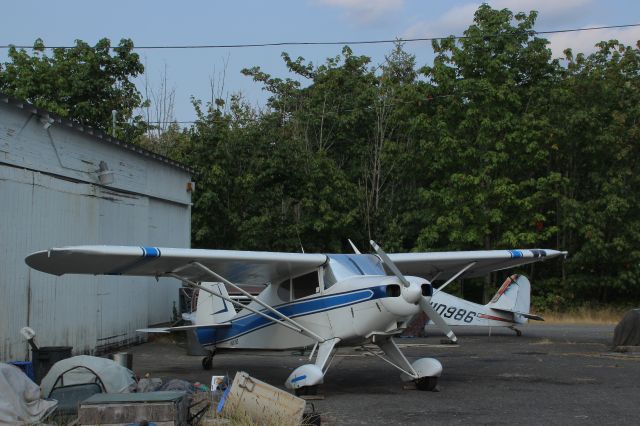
[[0, 99, 192, 360]]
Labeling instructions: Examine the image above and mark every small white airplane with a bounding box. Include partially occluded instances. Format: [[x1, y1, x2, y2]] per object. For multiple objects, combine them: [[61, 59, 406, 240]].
[[26, 241, 565, 393], [187, 273, 540, 349], [427, 274, 544, 337]]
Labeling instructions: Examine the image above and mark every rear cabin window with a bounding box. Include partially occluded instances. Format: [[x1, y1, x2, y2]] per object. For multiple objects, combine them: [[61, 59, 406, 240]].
[[277, 279, 291, 302]]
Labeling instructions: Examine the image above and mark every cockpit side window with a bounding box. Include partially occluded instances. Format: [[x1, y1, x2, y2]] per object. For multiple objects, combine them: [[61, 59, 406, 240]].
[[292, 270, 319, 299], [323, 266, 337, 289]]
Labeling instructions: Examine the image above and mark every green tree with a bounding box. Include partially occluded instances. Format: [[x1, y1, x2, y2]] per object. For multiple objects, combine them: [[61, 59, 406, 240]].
[[169, 94, 357, 253], [0, 38, 147, 140], [415, 5, 562, 252], [243, 45, 428, 249], [549, 41, 640, 304], [406, 5, 565, 301]]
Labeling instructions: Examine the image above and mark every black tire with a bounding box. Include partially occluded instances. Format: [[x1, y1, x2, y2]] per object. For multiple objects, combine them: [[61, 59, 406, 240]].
[[295, 385, 318, 396], [415, 376, 438, 391], [202, 356, 213, 370]]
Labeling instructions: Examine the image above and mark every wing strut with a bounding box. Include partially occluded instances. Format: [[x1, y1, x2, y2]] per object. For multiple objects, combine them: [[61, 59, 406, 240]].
[[189, 262, 326, 343], [433, 261, 476, 295]]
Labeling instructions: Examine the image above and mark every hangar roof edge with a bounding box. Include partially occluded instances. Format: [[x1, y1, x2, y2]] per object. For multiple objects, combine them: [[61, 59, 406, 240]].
[[0, 92, 194, 175]]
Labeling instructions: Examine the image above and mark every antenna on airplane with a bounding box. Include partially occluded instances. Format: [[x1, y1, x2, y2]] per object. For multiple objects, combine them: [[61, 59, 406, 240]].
[[296, 228, 305, 253], [348, 239, 361, 254]]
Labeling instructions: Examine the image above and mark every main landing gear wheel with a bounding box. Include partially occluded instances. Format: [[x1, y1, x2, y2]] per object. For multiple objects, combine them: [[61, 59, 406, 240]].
[[294, 385, 318, 397], [510, 326, 522, 337], [415, 377, 438, 391], [201, 350, 215, 370]]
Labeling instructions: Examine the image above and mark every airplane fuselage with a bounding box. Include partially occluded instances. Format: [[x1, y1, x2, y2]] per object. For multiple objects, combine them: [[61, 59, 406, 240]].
[[429, 291, 520, 327], [197, 274, 428, 350]]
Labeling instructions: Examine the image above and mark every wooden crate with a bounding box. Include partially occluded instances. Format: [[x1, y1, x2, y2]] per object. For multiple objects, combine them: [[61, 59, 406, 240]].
[[223, 371, 305, 424], [78, 391, 188, 426]]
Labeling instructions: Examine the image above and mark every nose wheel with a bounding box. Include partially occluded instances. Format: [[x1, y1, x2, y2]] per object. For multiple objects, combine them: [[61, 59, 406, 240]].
[[415, 376, 438, 391], [294, 385, 319, 397], [202, 350, 215, 370]]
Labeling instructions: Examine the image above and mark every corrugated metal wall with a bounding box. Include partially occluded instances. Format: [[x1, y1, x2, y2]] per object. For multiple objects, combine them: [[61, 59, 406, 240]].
[[0, 99, 192, 360]]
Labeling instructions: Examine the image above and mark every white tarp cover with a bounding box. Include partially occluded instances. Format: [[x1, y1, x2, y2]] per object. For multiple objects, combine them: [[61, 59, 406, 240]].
[[0, 363, 57, 424], [40, 355, 136, 397]]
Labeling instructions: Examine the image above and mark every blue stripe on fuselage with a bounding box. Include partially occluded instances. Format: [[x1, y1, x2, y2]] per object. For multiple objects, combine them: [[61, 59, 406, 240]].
[[196, 285, 388, 345]]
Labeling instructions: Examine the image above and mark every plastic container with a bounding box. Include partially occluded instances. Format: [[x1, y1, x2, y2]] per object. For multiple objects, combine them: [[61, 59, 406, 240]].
[[8, 361, 35, 382], [31, 346, 73, 384], [109, 352, 133, 370]]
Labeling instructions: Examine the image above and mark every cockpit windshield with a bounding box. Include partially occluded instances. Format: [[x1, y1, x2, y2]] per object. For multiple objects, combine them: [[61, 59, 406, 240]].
[[323, 254, 386, 288]]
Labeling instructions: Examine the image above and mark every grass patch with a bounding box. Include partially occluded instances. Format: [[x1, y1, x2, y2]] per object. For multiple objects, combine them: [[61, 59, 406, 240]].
[[538, 306, 629, 324], [200, 401, 304, 426]]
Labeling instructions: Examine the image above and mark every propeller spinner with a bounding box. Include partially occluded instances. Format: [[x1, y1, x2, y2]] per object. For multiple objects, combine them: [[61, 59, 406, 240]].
[[370, 240, 458, 343]]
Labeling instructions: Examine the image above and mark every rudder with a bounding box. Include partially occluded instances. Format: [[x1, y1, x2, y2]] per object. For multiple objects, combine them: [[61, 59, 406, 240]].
[[486, 275, 541, 322], [196, 282, 236, 325]]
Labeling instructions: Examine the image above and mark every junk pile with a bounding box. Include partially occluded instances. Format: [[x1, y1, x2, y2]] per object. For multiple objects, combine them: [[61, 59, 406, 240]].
[[612, 308, 640, 350], [2, 355, 320, 425], [74, 370, 318, 426], [2, 327, 319, 425]]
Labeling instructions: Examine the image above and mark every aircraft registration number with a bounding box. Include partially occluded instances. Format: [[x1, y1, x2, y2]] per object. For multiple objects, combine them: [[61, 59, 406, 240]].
[[430, 303, 477, 323]]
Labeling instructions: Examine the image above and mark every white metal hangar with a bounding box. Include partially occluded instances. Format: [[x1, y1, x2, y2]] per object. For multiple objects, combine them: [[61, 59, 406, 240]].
[[0, 92, 193, 360]]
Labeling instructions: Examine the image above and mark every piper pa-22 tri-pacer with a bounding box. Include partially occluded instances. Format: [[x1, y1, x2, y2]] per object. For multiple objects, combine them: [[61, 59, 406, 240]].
[[26, 241, 565, 392]]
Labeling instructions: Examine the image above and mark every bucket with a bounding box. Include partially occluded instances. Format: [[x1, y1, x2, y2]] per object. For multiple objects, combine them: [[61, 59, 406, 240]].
[[109, 352, 133, 370]]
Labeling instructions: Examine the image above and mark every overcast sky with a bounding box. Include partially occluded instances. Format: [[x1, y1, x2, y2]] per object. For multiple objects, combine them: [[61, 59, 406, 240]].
[[2, 0, 639, 123]]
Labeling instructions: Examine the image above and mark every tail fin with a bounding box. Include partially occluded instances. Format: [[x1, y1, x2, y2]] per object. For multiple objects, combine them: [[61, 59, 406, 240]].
[[487, 275, 543, 322], [196, 282, 236, 325]]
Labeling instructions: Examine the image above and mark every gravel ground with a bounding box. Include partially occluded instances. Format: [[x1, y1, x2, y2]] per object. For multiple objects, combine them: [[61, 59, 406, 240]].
[[123, 323, 638, 425]]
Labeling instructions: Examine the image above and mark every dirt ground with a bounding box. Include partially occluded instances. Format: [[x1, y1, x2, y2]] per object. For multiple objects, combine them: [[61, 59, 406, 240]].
[[122, 323, 639, 425]]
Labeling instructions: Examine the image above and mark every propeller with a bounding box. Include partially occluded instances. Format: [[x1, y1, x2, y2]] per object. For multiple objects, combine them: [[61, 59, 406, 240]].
[[419, 298, 457, 343], [370, 240, 458, 343]]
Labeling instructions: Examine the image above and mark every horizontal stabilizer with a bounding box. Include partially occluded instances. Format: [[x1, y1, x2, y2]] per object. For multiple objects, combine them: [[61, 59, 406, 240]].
[[520, 312, 544, 321], [137, 323, 231, 334], [489, 307, 545, 321]]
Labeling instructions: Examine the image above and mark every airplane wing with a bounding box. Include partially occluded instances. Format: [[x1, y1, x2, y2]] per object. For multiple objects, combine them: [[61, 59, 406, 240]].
[[26, 245, 565, 285], [25, 245, 327, 286], [388, 249, 567, 281]]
